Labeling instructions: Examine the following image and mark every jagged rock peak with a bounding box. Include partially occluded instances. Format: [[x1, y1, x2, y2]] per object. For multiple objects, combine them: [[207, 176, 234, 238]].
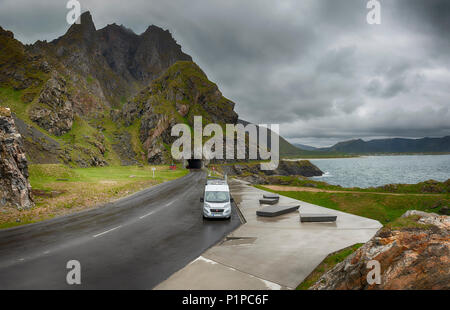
[[142, 25, 169, 35], [0, 26, 14, 39], [101, 23, 137, 36], [63, 10, 96, 41], [78, 10, 96, 32]]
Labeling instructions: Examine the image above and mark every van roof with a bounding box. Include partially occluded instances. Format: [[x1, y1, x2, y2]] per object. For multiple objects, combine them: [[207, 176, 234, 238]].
[[205, 184, 229, 192], [206, 178, 227, 185]]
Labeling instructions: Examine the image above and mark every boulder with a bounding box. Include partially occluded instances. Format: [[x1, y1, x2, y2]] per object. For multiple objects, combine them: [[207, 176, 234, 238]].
[[0, 108, 34, 210], [310, 211, 450, 290]]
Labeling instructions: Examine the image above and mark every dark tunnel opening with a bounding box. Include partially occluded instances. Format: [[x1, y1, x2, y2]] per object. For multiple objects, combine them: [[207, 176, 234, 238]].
[[187, 159, 203, 169]]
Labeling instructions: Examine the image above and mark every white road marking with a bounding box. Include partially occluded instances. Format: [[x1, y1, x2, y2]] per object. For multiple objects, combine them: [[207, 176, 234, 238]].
[[43, 251, 50, 254], [139, 211, 155, 219], [93, 225, 122, 238], [139, 200, 176, 220]]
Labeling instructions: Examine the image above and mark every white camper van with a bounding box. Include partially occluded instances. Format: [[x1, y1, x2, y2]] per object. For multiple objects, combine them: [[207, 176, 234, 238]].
[[200, 179, 233, 219]]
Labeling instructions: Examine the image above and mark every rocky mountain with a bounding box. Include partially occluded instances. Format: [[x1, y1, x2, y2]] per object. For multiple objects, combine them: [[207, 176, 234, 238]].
[[118, 61, 238, 163], [318, 136, 450, 154], [237, 119, 309, 157], [0, 26, 49, 100], [0, 107, 33, 210], [311, 210, 450, 290], [32, 12, 192, 108], [1, 11, 241, 167], [293, 143, 318, 151]]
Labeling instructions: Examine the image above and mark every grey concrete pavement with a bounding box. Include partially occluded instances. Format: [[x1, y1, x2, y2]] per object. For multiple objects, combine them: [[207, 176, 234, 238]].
[[155, 179, 382, 290]]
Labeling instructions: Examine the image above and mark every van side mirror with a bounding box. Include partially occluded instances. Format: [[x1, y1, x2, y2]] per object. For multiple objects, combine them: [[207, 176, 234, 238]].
[[200, 197, 204, 202], [230, 197, 234, 203]]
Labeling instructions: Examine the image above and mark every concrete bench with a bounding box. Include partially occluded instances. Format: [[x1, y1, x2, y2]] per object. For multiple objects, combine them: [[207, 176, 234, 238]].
[[257, 205, 300, 217], [259, 198, 279, 205], [263, 194, 280, 199], [300, 213, 337, 223]]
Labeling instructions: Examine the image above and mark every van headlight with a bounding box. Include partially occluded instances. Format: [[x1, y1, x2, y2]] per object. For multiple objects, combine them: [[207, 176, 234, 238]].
[[224, 203, 231, 209]]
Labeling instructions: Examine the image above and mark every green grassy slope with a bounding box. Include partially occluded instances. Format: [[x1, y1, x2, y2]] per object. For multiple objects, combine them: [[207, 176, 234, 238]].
[[297, 243, 363, 290]]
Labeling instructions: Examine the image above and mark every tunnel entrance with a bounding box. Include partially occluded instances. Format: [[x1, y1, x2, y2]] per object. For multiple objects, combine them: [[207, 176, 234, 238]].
[[187, 159, 203, 169]]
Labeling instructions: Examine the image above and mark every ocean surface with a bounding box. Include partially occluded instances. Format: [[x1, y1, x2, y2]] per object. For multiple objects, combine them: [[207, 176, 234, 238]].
[[304, 155, 450, 188]]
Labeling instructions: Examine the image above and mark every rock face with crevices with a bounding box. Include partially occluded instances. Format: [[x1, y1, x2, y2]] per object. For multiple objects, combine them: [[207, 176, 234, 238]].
[[0, 107, 33, 209], [29, 72, 74, 136], [120, 61, 239, 163], [310, 210, 450, 290]]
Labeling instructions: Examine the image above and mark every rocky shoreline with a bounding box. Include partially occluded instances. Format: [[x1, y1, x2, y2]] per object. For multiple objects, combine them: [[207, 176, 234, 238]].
[[219, 160, 323, 184]]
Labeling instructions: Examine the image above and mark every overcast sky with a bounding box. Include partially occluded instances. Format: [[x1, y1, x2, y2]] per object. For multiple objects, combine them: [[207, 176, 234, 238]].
[[1, 0, 449, 146]]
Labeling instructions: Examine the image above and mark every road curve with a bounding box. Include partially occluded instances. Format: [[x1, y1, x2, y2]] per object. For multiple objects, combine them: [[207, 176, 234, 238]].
[[0, 170, 241, 289]]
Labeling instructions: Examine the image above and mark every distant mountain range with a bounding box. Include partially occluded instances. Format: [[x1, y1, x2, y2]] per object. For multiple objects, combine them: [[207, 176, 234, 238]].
[[293, 143, 318, 151], [238, 120, 309, 157], [294, 136, 450, 154], [238, 122, 450, 156]]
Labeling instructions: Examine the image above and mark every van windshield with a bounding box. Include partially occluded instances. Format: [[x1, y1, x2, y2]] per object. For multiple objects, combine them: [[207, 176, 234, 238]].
[[205, 191, 230, 203]]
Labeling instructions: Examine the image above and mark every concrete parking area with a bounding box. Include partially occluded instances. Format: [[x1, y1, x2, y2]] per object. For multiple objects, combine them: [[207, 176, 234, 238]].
[[155, 179, 382, 290]]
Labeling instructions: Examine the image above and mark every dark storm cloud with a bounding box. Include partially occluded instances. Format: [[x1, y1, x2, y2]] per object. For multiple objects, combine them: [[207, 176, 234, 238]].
[[395, 0, 450, 38], [317, 46, 357, 77], [1, 0, 449, 147]]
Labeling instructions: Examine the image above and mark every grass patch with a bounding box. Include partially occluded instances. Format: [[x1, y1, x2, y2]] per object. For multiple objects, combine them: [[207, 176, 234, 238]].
[[0, 87, 29, 120], [29, 164, 78, 189], [382, 214, 434, 230], [60, 116, 97, 145], [86, 75, 94, 84], [124, 118, 146, 160], [296, 243, 363, 290], [0, 164, 189, 229]]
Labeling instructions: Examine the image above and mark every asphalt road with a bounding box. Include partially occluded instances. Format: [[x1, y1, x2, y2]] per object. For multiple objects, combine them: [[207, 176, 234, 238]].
[[0, 170, 241, 289]]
